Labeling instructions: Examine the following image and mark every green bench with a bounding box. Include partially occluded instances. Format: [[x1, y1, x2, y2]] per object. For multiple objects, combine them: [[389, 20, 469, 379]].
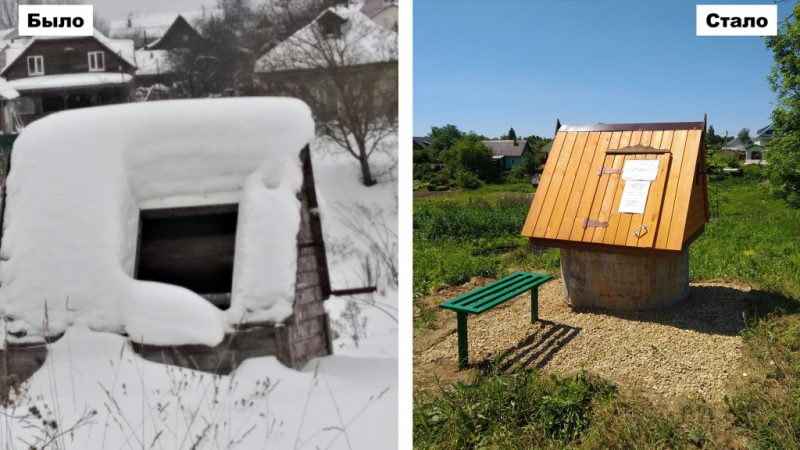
[[439, 272, 552, 369]]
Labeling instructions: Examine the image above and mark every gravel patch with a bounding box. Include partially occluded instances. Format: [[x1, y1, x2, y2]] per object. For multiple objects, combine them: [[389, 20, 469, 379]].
[[418, 278, 748, 401]]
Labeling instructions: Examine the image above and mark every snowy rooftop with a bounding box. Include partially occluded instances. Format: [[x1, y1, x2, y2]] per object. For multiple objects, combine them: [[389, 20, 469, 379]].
[[0, 76, 18, 99], [8, 72, 133, 91], [108, 9, 220, 42], [0, 97, 315, 346], [255, 5, 397, 73]]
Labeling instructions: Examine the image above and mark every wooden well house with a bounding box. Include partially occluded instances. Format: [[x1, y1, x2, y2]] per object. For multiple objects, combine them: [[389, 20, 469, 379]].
[[521, 119, 709, 310], [0, 99, 341, 394]]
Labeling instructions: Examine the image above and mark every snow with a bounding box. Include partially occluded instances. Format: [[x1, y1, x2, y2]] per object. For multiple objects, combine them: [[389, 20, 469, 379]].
[[0, 77, 18, 100], [134, 48, 172, 75], [0, 129, 399, 449], [7, 72, 133, 91], [0, 97, 314, 345], [255, 5, 398, 73], [0, 327, 397, 449], [108, 9, 222, 42]]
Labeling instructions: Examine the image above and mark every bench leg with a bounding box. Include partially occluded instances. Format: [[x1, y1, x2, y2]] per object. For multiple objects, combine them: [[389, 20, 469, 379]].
[[457, 312, 468, 369], [531, 288, 538, 323]]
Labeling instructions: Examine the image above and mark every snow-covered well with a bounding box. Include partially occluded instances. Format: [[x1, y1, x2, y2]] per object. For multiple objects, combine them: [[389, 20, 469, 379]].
[[0, 97, 317, 348]]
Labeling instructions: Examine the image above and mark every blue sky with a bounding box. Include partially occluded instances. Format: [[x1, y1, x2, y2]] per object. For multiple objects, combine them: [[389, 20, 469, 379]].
[[413, 0, 793, 138]]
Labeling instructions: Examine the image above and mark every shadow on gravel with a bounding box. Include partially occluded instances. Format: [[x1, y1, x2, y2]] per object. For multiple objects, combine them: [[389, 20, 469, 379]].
[[477, 320, 582, 373], [566, 284, 751, 337]]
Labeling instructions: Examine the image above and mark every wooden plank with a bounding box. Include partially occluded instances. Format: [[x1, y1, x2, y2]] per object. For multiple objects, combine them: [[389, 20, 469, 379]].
[[532, 132, 579, 237], [522, 132, 566, 236], [557, 132, 602, 239], [591, 131, 632, 243], [582, 131, 623, 242], [603, 130, 643, 245], [613, 130, 655, 246], [568, 131, 613, 241], [654, 130, 689, 249], [544, 132, 590, 238], [636, 130, 674, 248], [622, 130, 668, 247], [666, 130, 703, 250]]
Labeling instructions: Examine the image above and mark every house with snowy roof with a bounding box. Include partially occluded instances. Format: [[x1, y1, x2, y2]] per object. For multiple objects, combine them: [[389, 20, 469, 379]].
[[0, 98, 336, 384], [110, 11, 216, 88], [0, 29, 135, 127], [361, 0, 398, 30], [254, 4, 397, 121]]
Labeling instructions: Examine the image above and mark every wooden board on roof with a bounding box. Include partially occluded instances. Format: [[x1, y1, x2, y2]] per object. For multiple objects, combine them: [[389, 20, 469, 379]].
[[521, 119, 709, 253]]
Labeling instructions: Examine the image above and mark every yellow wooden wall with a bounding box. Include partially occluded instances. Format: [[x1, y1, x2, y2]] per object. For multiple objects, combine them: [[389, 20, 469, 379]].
[[521, 126, 707, 252]]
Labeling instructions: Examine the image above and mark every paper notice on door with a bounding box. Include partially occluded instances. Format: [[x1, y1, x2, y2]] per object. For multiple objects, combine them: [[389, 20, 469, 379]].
[[618, 180, 651, 214], [622, 159, 660, 181]]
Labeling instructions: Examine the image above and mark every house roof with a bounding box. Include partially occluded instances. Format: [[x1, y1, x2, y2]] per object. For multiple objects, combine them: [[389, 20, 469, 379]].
[[413, 136, 430, 149], [108, 9, 219, 43], [756, 124, 774, 138], [0, 29, 136, 75], [540, 141, 553, 154], [361, 0, 398, 18], [522, 120, 709, 252], [8, 72, 133, 92], [254, 5, 397, 73], [722, 138, 748, 151], [482, 139, 528, 157]]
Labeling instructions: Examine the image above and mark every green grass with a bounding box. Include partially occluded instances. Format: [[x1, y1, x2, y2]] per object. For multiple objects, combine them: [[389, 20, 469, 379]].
[[414, 369, 718, 449], [413, 168, 800, 449]]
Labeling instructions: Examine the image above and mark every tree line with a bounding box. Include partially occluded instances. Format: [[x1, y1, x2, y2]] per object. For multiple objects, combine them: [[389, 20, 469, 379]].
[[414, 125, 548, 190]]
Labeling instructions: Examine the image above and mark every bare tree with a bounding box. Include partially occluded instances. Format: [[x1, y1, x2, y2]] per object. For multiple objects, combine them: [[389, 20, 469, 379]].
[[256, 6, 398, 186]]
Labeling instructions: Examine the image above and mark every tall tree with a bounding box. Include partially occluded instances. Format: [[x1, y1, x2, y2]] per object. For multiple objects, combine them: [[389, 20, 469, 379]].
[[507, 127, 517, 140], [766, 1, 800, 206], [738, 128, 751, 144]]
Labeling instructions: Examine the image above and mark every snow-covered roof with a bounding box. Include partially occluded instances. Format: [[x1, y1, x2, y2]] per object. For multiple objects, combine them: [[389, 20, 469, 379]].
[[255, 5, 397, 73], [0, 97, 315, 346], [134, 48, 172, 75], [0, 76, 18, 99], [0, 29, 136, 73], [8, 72, 133, 91], [108, 9, 220, 43]]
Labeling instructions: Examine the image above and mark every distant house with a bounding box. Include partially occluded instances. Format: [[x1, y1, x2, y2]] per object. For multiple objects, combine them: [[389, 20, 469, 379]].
[[0, 29, 135, 127], [111, 12, 211, 88], [722, 137, 766, 164], [108, 10, 215, 49], [413, 136, 431, 150], [538, 141, 553, 163], [482, 139, 531, 170], [254, 5, 397, 122], [753, 124, 774, 146], [361, 0, 398, 30]]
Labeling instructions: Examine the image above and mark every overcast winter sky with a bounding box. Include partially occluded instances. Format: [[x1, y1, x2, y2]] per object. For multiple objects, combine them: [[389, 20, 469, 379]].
[[92, 0, 215, 21]]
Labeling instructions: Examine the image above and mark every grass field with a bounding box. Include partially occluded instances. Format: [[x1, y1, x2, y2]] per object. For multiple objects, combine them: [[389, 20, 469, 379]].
[[413, 166, 800, 448]]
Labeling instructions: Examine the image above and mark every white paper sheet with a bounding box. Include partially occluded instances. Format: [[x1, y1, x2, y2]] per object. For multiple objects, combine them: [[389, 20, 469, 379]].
[[618, 180, 651, 214], [622, 159, 660, 181]]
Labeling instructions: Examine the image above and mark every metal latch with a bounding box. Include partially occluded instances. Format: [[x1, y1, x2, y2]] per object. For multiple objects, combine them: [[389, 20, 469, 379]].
[[633, 224, 648, 238]]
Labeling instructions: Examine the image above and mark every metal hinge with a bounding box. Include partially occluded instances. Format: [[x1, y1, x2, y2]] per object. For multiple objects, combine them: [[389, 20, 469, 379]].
[[597, 167, 622, 176], [583, 218, 609, 229]]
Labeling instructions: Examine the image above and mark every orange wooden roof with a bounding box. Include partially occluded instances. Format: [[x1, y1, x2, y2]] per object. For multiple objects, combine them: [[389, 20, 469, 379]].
[[521, 120, 709, 253]]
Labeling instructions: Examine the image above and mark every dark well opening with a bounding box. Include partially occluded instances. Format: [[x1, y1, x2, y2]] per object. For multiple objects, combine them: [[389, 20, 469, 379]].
[[135, 204, 238, 310]]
